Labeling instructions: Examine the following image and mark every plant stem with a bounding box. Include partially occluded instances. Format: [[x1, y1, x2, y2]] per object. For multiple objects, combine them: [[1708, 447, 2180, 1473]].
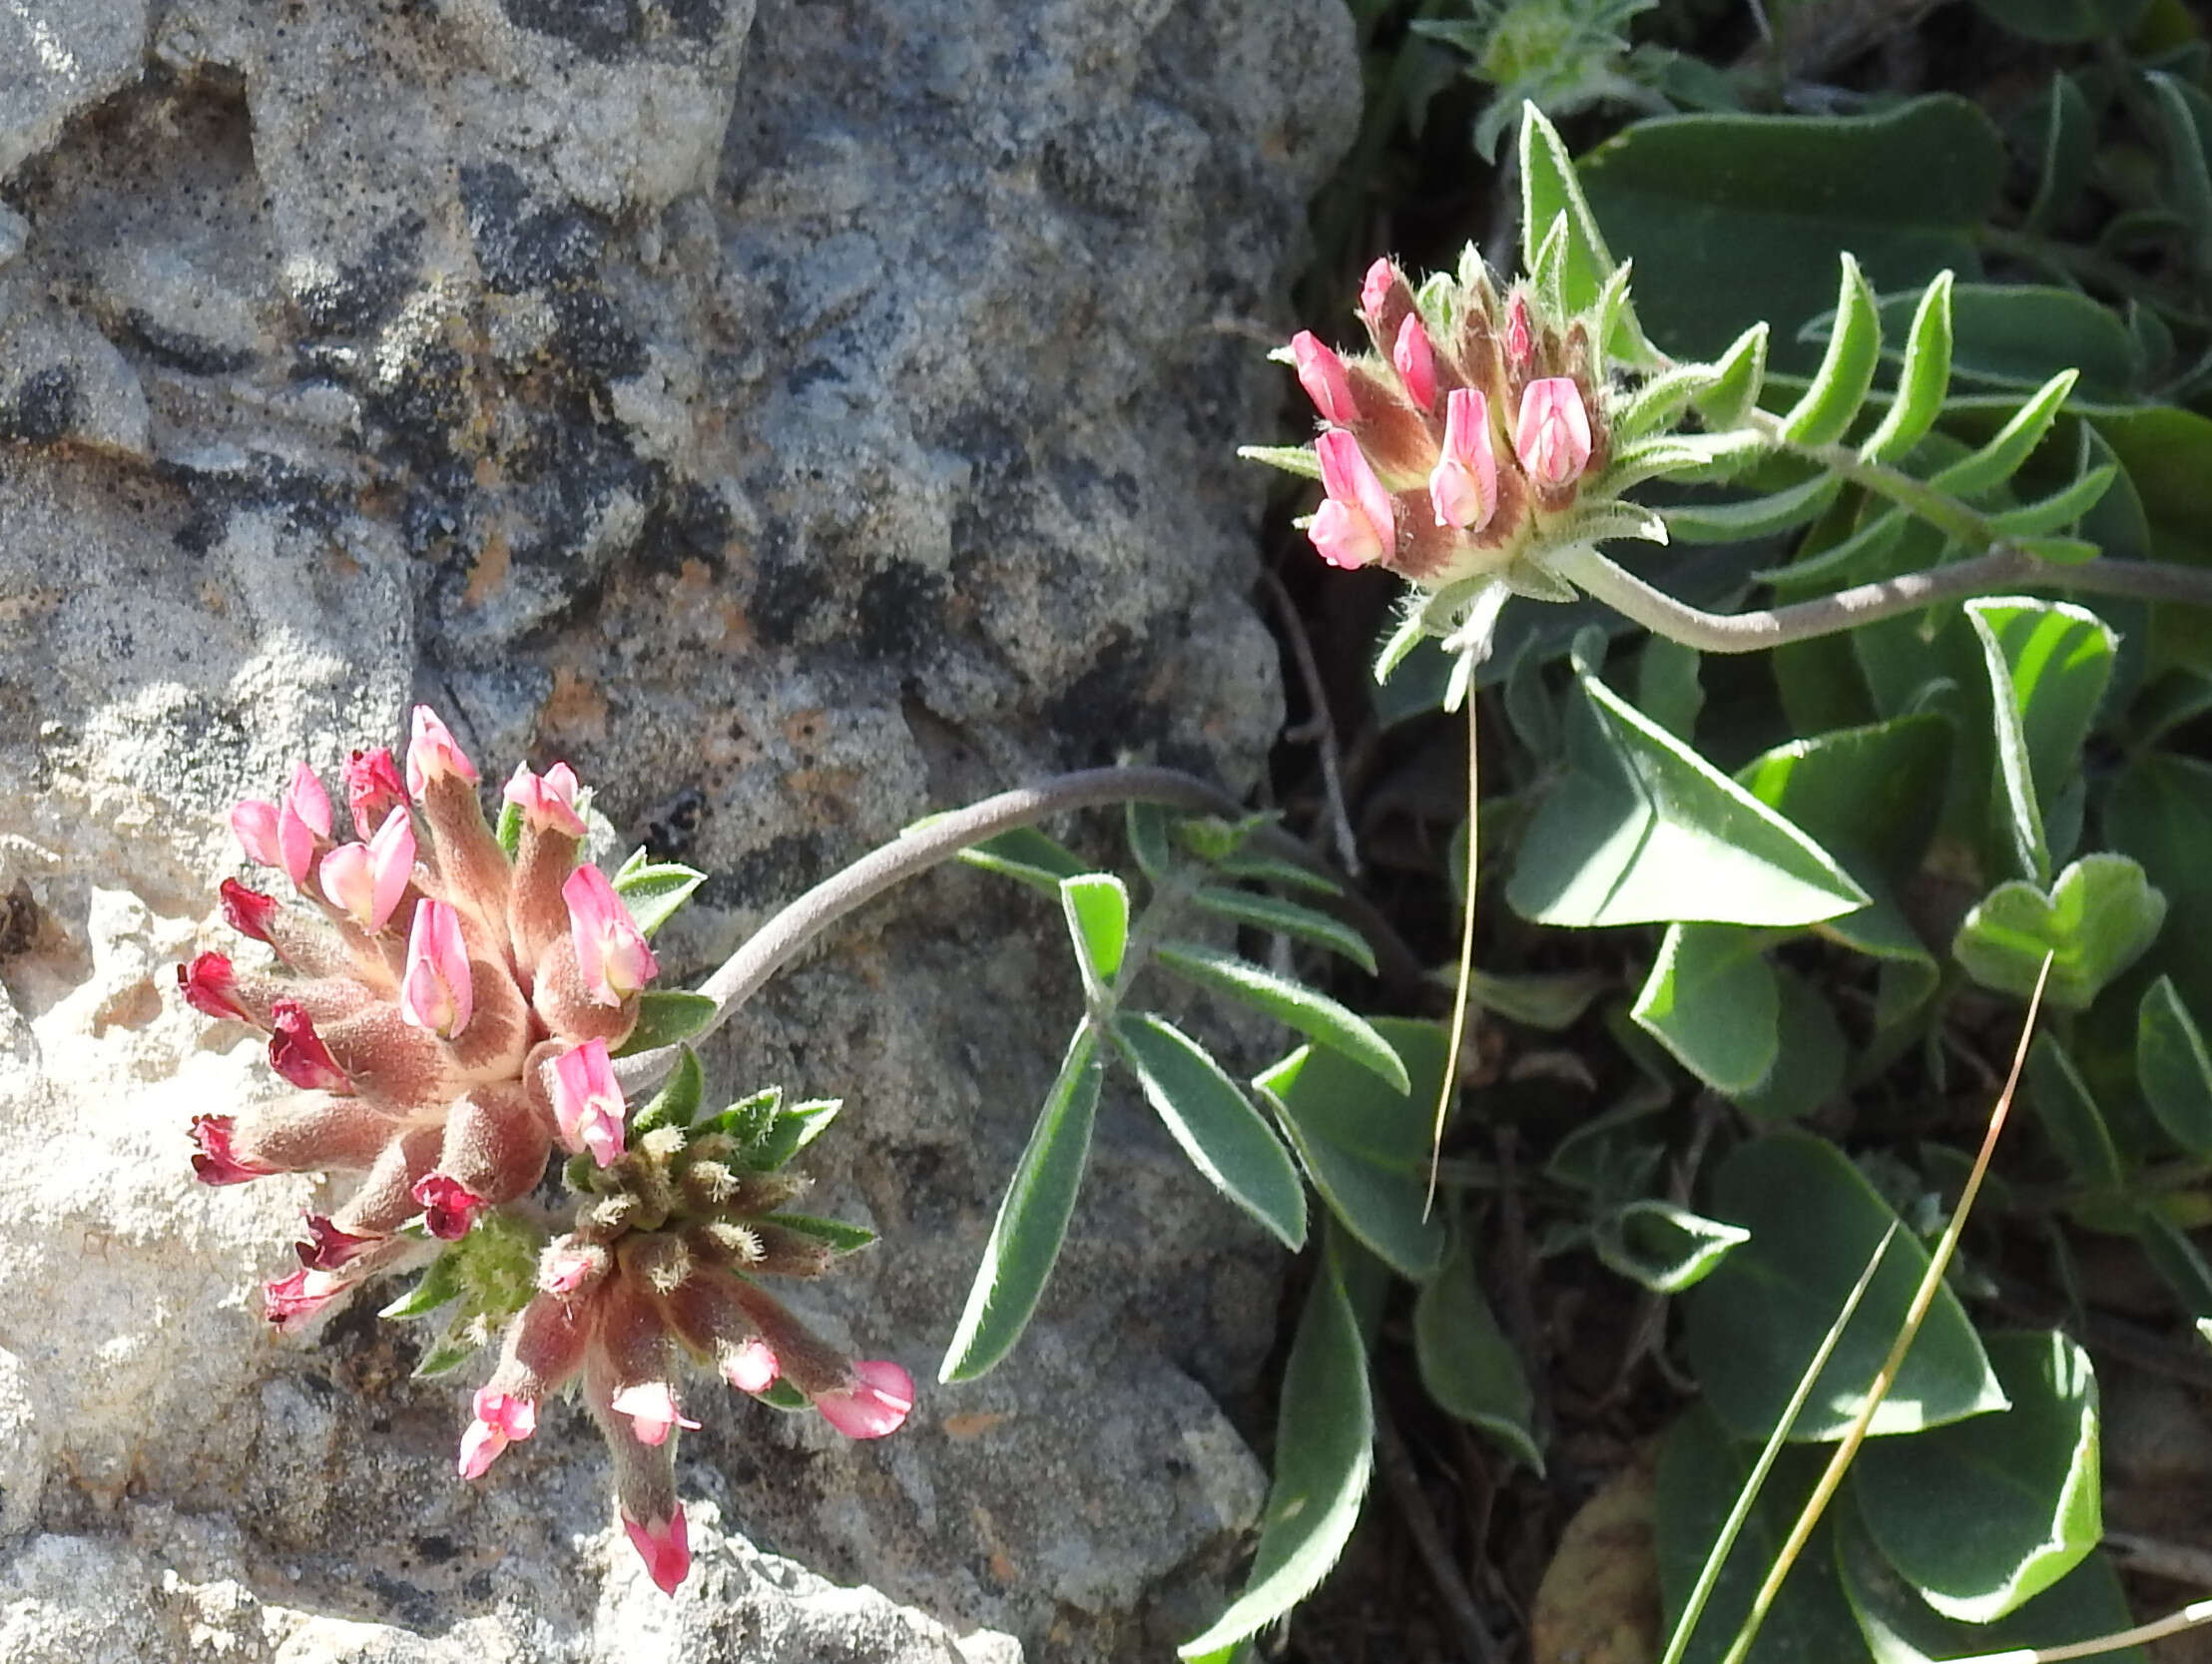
[[1745, 410, 1997, 547], [1547, 542, 2212, 656], [612, 766, 1420, 1096]]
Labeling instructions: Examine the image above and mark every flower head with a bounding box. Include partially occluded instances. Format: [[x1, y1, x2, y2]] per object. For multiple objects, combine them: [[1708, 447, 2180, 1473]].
[[1291, 330, 1359, 426], [413, 1172, 488, 1240], [1360, 258, 1400, 322], [1309, 429, 1395, 571], [264, 1267, 346, 1330], [230, 800, 282, 868], [178, 952, 250, 1022], [191, 1114, 274, 1186], [399, 899, 474, 1038], [564, 866, 658, 1007]]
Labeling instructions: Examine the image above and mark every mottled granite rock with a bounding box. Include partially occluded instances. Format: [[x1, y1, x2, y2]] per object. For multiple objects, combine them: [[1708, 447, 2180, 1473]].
[[0, 0, 1359, 1657]]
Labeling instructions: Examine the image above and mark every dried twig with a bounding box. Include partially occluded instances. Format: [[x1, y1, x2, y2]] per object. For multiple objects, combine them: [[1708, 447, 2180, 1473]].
[[1377, 1398, 1504, 1664]]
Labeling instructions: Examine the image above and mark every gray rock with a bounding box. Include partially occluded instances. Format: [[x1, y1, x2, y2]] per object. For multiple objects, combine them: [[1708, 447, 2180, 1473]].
[[0, 0, 1359, 1656]]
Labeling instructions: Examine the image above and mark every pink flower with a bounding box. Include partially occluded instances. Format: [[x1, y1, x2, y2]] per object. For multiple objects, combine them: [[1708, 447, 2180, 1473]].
[[504, 763, 588, 836], [399, 899, 473, 1037], [413, 1173, 487, 1240], [270, 1000, 352, 1092], [297, 1214, 378, 1270], [541, 1240, 604, 1295], [723, 1338, 780, 1394], [457, 1387, 538, 1478], [814, 1359, 915, 1439], [610, 1382, 701, 1447], [343, 747, 408, 837], [1392, 314, 1437, 412], [178, 952, 250, 1022], [230, 799, 282, 867], [551, 1039, 627, 1167], [276, 763, 333, 887], [264, 1267, 346, 1330], [320, 811, 416, 932], [622, 1504, 691, 1595], [405, 705, 480, 801], [1308, 430, 1395, 571], [1290, 330, 1359, 425], [564, 866, 658, 1007], [1515, 376, 1593, 488], [1360, 258, 1400, 321], [190, 1115, 274, 1186], [1503, 293, 1533, 369], [219, 878, 279, 943], [1430, 387, 1499, 531]]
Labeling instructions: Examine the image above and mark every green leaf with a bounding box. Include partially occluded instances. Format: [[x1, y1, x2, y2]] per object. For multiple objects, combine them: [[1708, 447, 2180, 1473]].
[[1851, 1331, 2100, 1622], [1112, 1012, 1307, 1250], [1636, 636, 1703, 742], [1520, 102, 1621, 322], [1860, 272, 1952, 463], [1657, 1403, 1861, 1664], [2139, 976, 2212, 1158], [940, 1028, 1103, 1384], [1965, 597, 2116, 884], [612, 856, 708, 939], [1415, 1227, 1542, 1472], [1781, 254, 1882, 446], [955, 828, 1097, 896], [2024, 1035, 2124, 1190], [412, 1336, 480, 1379], [1985, 465, 2117, 538], [763, 1213, 876, 1253], [633, 1045, 704, 1133], [1951, 854, 2167, 1011], [1836, 1508, 2146, 1664], [1969, 0, 2147, 42], [612, 990, 720, 1057], [737, 1095, 841, 1172], [1059, 873, 1129, 996], [1236, 443, 1323, 481], [2147, 72, 2212, 271], [378, 1251, 466, 1320], [1932, 370, 2078, 500], [1126, 802, 1174, 882], [1735, 713, 1950, 882], [1594, 1201, 1750, 1295], [1155, 941, 1409, 1093], [1728, 967, 1849, 1122], [1507, 667, 1870, 928], [1874, 284, 2138, 403], [494, 799, 522, 858], [1632, 924, 1781, 1094], [1693, 320, 1769, 429], [2107, 755, 2212, 1015], [2135, 1205, 2212, 1317], [1659, 474, 1841, 545], [1254, 1018, 1448, 1281], [1683, 1132, 2008, 1442], [1178, 1245, 1372, 1658], [1578, 98, 2005, 369], [2023, 73, 2094, 232], [1187, 886, 1377, 976]]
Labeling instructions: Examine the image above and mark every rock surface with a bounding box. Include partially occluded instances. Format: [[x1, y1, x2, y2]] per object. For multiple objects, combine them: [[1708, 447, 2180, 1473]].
[[0, 0, 1359, 1658]]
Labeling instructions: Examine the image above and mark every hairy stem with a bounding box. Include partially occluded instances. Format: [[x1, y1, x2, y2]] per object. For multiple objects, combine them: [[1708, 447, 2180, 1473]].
[[1548, 542, 2212, 656], [613, 766, 1420, 1095], [1745, 410, 1996, 547]]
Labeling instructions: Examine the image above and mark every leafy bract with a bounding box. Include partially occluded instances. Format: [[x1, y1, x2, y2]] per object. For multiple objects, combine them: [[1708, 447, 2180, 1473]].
[[611, 850, 708, 938], [1851, 1332, 2100, 1623], [1254, 1018, 1447, 1280], [1415, 1227, 1543, 1472], [1507, 667, 1869, 928], [631, 1044, 704, 1132], [612, 990, 720, 1057], [940, 1026, 1103, 1383], [1112, 1013, 1307, 1250], [1178, 1238, 1373, 1658], [1683, 1133, 2007, 1442], [1059, 873, 1129, 998]]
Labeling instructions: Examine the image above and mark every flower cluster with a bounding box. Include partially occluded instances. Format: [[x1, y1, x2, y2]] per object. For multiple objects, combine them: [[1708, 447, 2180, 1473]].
[[1284, 257, 1607, 588], [181, 709, 913, 1593]]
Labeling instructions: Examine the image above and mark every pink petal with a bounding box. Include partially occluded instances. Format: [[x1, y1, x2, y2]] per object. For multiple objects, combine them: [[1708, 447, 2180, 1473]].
[[1290, 330, 1359, 425], [815, 1358, 914, 1439], [406, 706, 480, 799], [1392, 314, 1437, 412], [230, 800, 282, 866], [622, 1505, 691, 1595]]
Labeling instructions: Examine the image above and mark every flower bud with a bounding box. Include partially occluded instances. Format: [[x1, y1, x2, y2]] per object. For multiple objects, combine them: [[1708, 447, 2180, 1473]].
[[609, 1382, 701, 1447], [319, 810, 416, 933], [263, 1266, 346, 1330], [399, 900, 474, 1038], [296, 1214, 379, 1270], [1309, 430, 1395, 571], [220, 878, 280, 943], [621, 1503, 690, 1596], [178, 952, 251, 1022], [458, 1387, 538, 1479], [1514, 376, 1593, 489], [551, 1038, 627, 1166], [1392, 314, 1438, 413], [1429, 387, 1499, 532], [1503, 292, 1533, 371], [412, 1172, 488, 1240], [504, 762, 587, 836], [405, 706, 479, 800], [724, 1337, 779, 1393], [1290, 330, 1359, 425], [343, 747, 408, 837], [564, 866, 658, 1008], [190, 1115, 276, 1185]]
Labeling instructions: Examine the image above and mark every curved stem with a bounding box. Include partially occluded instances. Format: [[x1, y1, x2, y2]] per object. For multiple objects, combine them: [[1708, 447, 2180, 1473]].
[[1746, 411, 1997, 549], [1548, 543, 2212, 656], [613, 765, 1423, 1095]]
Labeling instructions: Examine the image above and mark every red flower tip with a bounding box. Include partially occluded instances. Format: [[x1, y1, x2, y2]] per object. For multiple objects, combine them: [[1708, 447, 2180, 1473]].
[[190, 1115, 275, 1186], [814, 1359, 914, 1440], [264, 1266, 346, 1330], [178, 952, 250, 1022], [343, 747, 408, 838], [219, 878, 279, 943], [296, 1213, 379, 1270], [458, 1387, 538, 1478], [269, 999, 352, 1093], [622, 1504, 691, 1595], [412, 1172, 487, 1240]]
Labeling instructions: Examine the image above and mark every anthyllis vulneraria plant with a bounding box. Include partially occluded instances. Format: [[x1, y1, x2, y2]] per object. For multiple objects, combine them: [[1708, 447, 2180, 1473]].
[[178, 707, 913, 1594]]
